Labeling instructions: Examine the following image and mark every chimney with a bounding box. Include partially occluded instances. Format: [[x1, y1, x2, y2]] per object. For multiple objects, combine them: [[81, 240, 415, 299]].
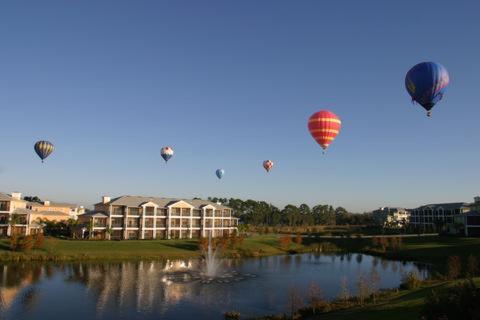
[[44, 200, 50, 206], [11, 192, 21, 200], [102, 196, 111, 204]]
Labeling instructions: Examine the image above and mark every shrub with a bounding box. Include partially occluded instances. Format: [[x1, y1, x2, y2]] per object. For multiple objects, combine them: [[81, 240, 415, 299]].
[[447, 255, 462, 280], [10, 235, 34, 251], [400, 271, 422, 290], [224, 311, 240, 320], [466, 255, 478, 278], [279, 235, 292, 249], [295, 233, 302, 245], [421, 280, 480, 320]]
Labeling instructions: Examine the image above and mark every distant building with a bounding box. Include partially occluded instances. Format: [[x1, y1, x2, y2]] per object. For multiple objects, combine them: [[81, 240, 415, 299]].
[[372, 207, 409, 228], [410, 201, 472, 231], [0, 192, 75, 236], [77, 195, 238, 240], [27, 200, 85, 220], [448, 211, 480, 236]]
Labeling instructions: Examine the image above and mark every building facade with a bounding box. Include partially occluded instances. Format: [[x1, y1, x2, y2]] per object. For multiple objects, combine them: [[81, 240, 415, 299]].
[[27, 200, 85, 220], [0, 192, 72, 236], [409, 202, 472, 231], [372, 207, 409, 228], [80, 195, 238, 240]]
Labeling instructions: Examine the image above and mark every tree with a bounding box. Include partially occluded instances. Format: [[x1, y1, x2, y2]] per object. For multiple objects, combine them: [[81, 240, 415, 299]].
[[466, 255, 478, 278], [356, 272, 370, 306], [447, 255, 462, 280], [23, 196, 42, 203], [369, 268, 381, 304], [338, 276, 350, 305], [287, 286, 303, 319]]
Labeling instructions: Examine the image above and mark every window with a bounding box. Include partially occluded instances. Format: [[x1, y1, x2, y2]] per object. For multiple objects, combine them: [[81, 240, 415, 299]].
[[156, 230, 166, 239], [127, 218, 139, 228], [111, 218, 123, 228], [181, 218, 190, 228], [112, 206, 124, 215], [145, 207, 155, 216], [144, 218, 154, 228], [0, 201, 9, 211], [181, 208, 190, 216], [156, 218, 166, 227], [205, 209, 213, 217], [157, 208, 167, 216], [193, 209, 201, 217], [172, 208, 181, 215], [128, 207, 140, 215]]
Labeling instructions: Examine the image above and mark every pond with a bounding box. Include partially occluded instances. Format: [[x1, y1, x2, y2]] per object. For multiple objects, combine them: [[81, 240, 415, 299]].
[[0, 253, 428, 320]]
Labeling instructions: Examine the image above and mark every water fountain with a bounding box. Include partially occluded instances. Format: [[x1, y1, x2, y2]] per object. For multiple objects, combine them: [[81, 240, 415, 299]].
[[204, 234, 221, 278], [158, 234, 256, 285]]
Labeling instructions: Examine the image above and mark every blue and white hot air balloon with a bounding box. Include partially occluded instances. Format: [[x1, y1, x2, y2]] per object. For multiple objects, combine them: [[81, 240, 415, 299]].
[[405, 62, 450, 117], [216, 169, 225, 179], [160, 146, 174, 163]]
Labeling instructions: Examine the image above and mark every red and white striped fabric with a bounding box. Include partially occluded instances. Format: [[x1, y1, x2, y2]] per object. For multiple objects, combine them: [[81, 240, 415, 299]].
[[308, 110, 341, 150]]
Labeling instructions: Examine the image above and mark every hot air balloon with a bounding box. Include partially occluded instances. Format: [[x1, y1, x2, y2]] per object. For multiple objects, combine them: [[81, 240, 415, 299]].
[[263, 160, 273, 173], [216, 169, 225, 179], [160, 147, 174, 163], [34, 140, 55, 163], [405, 62, 450, 117], [308, 110, 341, 152]]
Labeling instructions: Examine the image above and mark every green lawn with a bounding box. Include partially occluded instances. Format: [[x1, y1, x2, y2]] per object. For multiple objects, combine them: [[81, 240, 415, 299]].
[[319, 278, 480, 320], [0, 235, 301, 261]]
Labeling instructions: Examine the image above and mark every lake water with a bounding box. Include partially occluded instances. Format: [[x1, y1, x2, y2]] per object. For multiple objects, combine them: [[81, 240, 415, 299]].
[[0, 254, 428, 320]]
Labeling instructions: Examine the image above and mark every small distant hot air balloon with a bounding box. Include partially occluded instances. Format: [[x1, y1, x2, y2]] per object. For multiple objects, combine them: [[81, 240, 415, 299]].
[[160, 147, 174, 163], [34, 140, 55, 163], [405, 62, 449, 117], [216, 169, 225, 179], [308, 110, 341, 152], [263, 160, 273, 173]]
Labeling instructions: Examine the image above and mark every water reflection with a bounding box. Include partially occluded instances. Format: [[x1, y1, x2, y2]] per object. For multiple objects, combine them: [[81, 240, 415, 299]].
[[0, 254, 430, 320]]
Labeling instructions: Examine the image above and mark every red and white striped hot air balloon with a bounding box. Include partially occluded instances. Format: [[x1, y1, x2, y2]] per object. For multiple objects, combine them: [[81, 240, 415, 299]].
[[308, 110, 341, 152], [263, 160, 274, 173]]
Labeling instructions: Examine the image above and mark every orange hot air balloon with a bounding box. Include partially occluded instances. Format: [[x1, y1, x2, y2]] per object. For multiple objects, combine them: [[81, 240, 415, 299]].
[[308, 110, 341, 151], [263, 160, 273, 172]]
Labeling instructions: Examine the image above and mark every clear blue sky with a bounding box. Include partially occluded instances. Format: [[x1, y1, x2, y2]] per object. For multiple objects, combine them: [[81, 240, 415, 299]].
[[1, 1, 479, 211]]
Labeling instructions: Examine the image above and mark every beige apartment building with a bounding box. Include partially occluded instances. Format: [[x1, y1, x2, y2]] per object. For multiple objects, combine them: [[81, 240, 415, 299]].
[[80, 195, 238, 240], [0, 192, 75, 236]]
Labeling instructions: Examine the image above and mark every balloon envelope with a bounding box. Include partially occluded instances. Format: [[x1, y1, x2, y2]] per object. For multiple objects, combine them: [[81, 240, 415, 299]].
[[216, 169, 225, 179], [34, 140, 54, 163], [308, 110, 341, 150], [405, 62, 449, 115], [160, 147, 174, 163], [263, 160, 273, 172]]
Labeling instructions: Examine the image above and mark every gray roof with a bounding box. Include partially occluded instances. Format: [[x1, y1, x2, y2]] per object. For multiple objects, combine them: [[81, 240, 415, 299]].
[[95, 195, 230, 210], [82, 211, 108, 218], [0, 193, 26, 202], [28, 201, 78, 209], [414, 202, 470, 210], [12, 208, 33, 215]]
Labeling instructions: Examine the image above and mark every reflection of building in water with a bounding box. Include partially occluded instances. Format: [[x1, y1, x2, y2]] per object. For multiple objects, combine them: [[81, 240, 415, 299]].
[[0, 264, 41, 313], [67, 261, 205, 316]]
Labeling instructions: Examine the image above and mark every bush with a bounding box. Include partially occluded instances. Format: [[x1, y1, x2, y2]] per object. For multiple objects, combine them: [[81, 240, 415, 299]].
[[10, 235, 34, 251], [224, 311, 240, 320], [33, 233, 45, 249], [421, 280, 480, 320], [399, 271, 422, 290], [447, 255, 462, 280], [295, 233, 302, 245], [466, 255, 478, 278], [279, 235, 292, 249]]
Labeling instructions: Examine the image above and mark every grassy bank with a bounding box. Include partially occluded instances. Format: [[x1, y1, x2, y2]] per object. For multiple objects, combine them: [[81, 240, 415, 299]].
[[316, 277, 480, 320], [0, 235, 307, 262], [312, 235, 480, 270]]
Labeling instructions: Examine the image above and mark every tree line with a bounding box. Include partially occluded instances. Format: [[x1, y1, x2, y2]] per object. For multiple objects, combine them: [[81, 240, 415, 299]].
[[207, 197, 374, 226]]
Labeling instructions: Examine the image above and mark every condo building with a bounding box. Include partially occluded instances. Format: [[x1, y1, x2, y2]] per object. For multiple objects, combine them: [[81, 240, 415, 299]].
[[80, 195, 238, 240], [409, 201, 472, 230], [0, 192, 75, 236], [372, 207, 409, 228]]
